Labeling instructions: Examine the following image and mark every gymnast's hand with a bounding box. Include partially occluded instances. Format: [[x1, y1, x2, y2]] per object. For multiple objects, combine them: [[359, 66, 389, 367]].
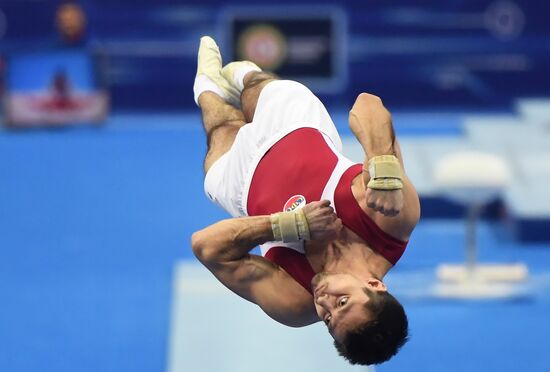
[[365, 188, 403, 217], [302, 200, 343, 240]]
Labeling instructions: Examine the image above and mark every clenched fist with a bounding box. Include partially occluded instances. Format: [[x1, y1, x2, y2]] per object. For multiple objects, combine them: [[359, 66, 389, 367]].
[[302, 200, 343, 241], [365, 187, 403, 217]]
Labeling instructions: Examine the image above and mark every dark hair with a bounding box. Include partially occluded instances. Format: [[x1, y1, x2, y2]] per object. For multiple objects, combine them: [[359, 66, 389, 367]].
[[333, 289, 409, 365]]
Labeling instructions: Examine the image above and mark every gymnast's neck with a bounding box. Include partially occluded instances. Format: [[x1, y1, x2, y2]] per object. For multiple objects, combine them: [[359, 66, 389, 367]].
[[305, 227, 393, 280]]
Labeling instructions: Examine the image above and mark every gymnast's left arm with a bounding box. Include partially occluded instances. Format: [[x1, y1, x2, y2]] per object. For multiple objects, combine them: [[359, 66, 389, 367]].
[[348, 93, 420, 238]]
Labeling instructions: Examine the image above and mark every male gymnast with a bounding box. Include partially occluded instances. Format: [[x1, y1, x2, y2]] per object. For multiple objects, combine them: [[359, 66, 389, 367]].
[[191, 37, 420, 365]]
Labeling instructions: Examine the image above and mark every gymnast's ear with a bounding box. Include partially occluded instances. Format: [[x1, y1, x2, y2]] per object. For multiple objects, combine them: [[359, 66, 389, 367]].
[[366, 278, 387, 292]]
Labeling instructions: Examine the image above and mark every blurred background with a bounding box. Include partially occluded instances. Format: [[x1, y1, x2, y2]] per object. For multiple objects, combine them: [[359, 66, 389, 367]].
[[1, 0, 549, 371]]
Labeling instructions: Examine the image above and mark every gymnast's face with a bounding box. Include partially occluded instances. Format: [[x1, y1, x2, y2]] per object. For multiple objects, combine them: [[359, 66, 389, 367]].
[[311, 272, 387, 342]]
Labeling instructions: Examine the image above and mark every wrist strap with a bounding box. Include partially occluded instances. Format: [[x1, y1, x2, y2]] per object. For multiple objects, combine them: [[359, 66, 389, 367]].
[[270, 208, 310, 242], [366, 155, 404, 190]]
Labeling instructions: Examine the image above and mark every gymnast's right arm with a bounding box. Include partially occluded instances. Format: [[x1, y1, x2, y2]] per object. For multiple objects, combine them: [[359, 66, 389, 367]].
[[191, 200, 340, 327]]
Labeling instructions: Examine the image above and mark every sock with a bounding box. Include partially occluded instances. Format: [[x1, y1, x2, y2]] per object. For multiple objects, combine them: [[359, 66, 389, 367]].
[[193, 74, 225, 106], [233, 64, 262, 91]]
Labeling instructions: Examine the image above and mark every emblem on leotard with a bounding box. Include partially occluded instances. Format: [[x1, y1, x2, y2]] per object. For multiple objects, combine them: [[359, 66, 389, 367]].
[[284, 195, 306, 212]]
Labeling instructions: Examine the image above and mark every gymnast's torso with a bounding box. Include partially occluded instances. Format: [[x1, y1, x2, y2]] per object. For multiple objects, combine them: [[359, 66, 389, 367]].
[[246, 127, 409, 293]]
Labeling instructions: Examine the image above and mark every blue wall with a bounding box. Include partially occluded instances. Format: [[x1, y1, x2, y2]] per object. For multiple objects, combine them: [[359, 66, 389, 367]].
[[1, 0, 549, 109]]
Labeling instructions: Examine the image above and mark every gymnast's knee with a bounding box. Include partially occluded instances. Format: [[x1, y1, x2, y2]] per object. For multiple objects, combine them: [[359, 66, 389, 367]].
[[241, 72, 279, 122], [206, 120, 242, 148]]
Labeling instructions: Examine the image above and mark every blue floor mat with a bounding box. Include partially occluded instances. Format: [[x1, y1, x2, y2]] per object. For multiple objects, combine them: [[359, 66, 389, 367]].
[[1, 112, 549, 372]]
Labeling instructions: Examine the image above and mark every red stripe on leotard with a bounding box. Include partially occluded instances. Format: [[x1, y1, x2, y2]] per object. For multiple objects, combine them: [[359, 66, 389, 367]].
[[247, 128, 338, 216], [247, 128, 336, 294]]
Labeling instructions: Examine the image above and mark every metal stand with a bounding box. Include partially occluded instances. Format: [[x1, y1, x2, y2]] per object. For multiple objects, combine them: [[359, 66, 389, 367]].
[[434, 203, 529, 300], [466, 203, 481, 275]]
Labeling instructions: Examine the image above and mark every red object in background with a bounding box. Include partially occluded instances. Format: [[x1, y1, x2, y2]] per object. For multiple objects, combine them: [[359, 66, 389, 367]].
[[32, 71, 84, 111], [6, 91, 108, 127]]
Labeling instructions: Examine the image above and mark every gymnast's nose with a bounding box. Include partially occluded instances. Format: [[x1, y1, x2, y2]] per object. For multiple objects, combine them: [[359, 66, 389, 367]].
[[315, 293, 332, 308]]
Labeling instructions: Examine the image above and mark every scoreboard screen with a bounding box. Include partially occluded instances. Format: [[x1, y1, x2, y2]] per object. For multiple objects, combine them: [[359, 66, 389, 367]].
[[222, 6, 347, 93]]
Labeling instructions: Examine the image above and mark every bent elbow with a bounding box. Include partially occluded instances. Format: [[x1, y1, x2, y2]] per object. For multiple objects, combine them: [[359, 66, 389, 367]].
[[191, 230, 221, 263], [349, 93, 391, 129], [191, 231, 206, 260], [352, 93, 383, 111]]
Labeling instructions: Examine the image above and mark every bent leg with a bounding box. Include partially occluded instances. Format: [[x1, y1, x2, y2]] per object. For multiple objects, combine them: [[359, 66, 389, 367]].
[[240, 71, 278, 123], [198, 92, 246, 173]]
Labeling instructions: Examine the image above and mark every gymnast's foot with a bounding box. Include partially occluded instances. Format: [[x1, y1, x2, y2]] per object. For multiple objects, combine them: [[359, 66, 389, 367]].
[[193, 36, 240, 107], [221, 60, 262, 94]]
